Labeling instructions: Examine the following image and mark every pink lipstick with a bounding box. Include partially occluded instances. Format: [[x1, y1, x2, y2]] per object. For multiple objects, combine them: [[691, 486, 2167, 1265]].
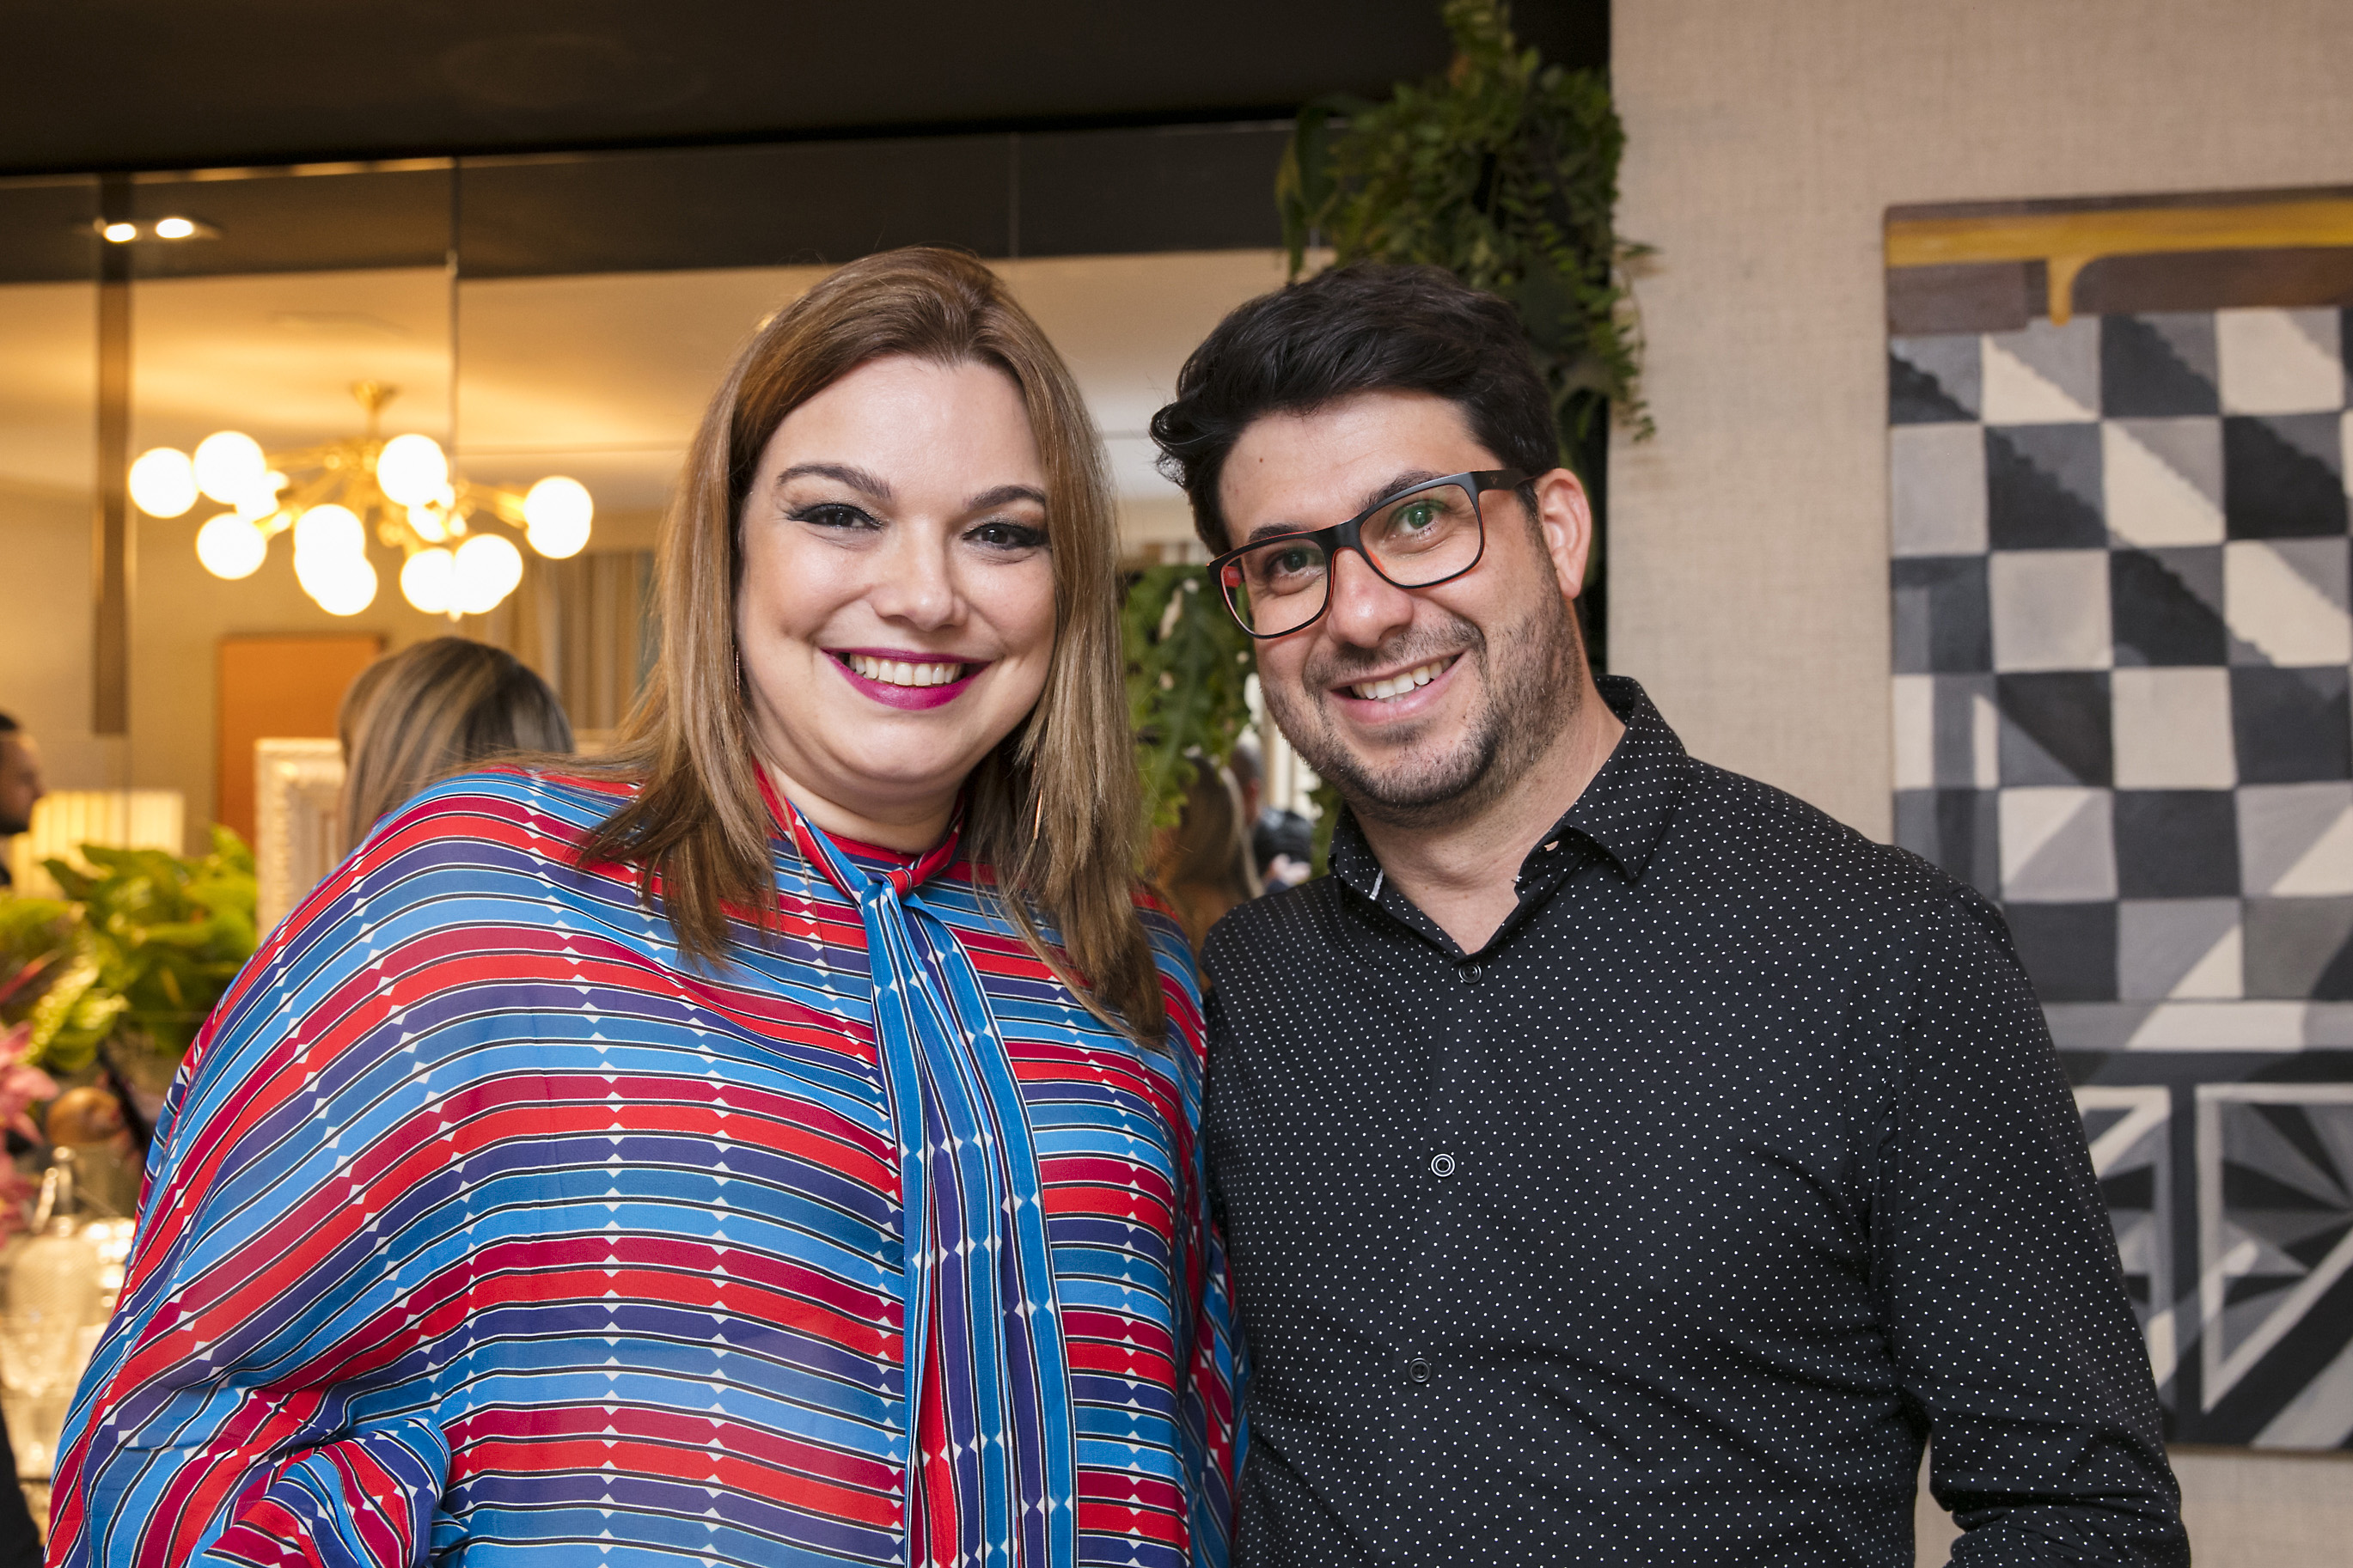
[[828, 648, 987, 711]]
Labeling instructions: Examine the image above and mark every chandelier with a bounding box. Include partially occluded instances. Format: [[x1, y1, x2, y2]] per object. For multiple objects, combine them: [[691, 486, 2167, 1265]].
[[124, 381, 593, 618]]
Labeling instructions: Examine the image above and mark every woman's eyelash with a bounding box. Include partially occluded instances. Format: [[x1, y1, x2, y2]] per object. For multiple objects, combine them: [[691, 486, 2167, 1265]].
[[971, 520, 1048, 548], [786, 502, 877, 529]]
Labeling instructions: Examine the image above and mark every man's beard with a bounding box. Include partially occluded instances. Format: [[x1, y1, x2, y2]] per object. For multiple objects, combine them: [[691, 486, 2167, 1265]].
[[1263, 589, 1586, 831]]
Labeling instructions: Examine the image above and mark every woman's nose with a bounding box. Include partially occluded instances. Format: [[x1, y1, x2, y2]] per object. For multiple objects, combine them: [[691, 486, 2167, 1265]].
[[868, 527, 963, 627]]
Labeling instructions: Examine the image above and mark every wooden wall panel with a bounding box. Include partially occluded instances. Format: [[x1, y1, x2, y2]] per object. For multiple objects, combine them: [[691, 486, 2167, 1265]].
[[215, 633, 381, 845]]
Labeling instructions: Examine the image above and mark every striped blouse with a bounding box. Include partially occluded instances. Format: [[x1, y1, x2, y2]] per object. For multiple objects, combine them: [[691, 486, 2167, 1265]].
[[49, 767, 1239, 1567]]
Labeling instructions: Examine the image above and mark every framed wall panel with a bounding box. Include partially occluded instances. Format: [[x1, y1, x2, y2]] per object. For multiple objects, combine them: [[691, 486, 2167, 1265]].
[[1885, 186, 2353, 1449]]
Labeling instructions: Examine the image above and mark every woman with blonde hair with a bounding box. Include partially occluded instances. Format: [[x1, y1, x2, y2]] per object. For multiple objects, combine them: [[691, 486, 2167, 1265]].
[[337, 635, 573, 848], [52, 248, 1238, 1568], [1150, 760, 1262, 957]]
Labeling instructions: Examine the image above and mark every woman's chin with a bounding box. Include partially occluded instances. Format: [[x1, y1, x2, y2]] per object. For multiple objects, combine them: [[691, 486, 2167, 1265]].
[[773, 747, 988, 828]]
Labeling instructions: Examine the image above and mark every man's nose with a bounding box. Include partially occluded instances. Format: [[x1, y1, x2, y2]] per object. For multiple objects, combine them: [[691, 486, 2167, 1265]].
[[1321, 546, 1418, 647]]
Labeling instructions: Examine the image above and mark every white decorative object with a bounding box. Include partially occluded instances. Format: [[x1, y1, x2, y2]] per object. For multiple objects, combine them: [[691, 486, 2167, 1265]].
[[254, 739, 346, 934]]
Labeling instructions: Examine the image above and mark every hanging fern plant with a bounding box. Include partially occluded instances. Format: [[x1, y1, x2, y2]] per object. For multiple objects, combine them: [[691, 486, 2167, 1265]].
[[1277, 0, 1651, 462]]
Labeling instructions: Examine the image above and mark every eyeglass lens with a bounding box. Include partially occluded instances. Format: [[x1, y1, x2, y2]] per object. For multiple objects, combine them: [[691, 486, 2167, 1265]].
[[1219, 481, 1483, 637]]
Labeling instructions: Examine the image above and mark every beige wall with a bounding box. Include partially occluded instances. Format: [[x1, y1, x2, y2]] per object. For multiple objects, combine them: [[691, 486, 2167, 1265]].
[[1610, 2, 2353, 1559], [1610, 0, 2353, 838]]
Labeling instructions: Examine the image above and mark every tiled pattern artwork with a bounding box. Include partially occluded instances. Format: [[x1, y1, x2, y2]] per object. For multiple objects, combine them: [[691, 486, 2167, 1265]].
[[1892, 308, 2353, 1004], [1890, 302, 2353, 1448]]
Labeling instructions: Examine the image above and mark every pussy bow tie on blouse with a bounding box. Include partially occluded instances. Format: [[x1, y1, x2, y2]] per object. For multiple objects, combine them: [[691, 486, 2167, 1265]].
[[767, 780, 1075, 1568]]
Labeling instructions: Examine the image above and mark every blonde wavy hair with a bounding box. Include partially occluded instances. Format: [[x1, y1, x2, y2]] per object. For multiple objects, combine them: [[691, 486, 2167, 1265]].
[[575, 247, 1161, 1040], [339, 637, 572, 849]]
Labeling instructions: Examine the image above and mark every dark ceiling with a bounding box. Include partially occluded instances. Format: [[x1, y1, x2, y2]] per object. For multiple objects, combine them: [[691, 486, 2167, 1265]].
[[3, 1, 1607, 178]]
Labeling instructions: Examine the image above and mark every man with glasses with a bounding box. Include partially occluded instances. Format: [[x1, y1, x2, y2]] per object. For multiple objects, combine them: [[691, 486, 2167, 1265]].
[[1150, 265, 2185, 1565]]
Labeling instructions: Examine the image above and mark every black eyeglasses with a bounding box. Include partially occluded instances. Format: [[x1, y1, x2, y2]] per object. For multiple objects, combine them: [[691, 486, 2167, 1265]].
[[1207, 469, 1528, 638]]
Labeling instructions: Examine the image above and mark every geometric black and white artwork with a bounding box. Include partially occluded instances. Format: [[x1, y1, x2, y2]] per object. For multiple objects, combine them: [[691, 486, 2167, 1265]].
[[1887, 190, 2353, 1447]]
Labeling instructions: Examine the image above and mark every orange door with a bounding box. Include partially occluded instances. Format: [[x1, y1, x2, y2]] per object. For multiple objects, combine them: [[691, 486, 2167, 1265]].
[[216, 634, 383, 844]]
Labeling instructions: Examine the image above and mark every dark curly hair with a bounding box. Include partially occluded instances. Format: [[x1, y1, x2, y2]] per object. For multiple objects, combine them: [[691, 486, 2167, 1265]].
[[1148, 263, 1557, 553]]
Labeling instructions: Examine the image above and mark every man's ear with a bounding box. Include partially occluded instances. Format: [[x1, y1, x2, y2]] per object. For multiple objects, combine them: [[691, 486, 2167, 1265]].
[[1530, 468, 1594, 601]]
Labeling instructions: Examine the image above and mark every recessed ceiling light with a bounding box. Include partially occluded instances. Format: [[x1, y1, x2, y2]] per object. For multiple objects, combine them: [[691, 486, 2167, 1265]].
[[154, 217, 196, 240], [102, 222, 137, 243]]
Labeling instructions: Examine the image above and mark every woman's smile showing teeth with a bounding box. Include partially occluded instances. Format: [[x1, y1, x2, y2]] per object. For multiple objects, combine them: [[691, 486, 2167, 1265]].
[[1349, 656, 1453, 702], [828, 646, 990, 711], [842, 652, 968, 686]]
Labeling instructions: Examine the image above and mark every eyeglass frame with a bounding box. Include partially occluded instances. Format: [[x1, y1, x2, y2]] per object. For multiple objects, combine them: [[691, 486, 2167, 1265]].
[[1205, 468, 1532, 639]]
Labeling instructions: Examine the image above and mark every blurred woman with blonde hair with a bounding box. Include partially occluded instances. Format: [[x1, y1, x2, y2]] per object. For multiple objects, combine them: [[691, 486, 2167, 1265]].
[[337, 635, 573, 847], [53, 248, 1238, 1568], [1151, 760, 1262, 957]]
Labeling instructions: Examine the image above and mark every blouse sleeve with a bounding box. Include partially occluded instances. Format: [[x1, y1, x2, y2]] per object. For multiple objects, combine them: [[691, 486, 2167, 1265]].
[[1152, 931, 1242, 1568], [48, 799, 491, 1566]]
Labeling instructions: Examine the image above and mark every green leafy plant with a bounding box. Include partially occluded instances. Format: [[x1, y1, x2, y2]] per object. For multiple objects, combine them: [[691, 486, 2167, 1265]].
[[1266, 0, 1648, 864], [3, 828, 260, 1074], [1123, 564, 1257, 833], [1278, 0, 1650, 462], [0, 896, 117, 1075]]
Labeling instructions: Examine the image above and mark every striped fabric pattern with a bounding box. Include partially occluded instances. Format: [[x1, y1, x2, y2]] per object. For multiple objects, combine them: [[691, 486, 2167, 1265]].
[[49, 768, 1238, 1567]]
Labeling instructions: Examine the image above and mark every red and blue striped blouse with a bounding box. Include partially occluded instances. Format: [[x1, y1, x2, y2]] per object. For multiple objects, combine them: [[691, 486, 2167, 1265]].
[[49, 767, 1239, 1566]]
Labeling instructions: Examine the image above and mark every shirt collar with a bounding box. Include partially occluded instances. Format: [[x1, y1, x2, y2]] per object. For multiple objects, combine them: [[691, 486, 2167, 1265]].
[[757, 768, 963, 900], [1328, 674, 1695, 912]]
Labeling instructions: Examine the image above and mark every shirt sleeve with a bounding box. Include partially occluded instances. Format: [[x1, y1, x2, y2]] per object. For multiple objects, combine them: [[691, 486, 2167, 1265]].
[[1875, 888, 2188, 1565], [1166, 963, 1241, 1568], [48, 845, 456, 1567]]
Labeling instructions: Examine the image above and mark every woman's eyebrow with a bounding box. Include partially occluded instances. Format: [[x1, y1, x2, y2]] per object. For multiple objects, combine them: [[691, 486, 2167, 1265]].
[[777, 461, 895, 502], [965, 483, 1048, 511]]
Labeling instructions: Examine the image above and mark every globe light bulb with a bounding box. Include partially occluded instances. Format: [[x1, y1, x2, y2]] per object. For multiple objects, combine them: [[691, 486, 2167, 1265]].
[[153, 217, 196, 240], [406, 504, 449, 543], [194, 513, 266, 580], [233, 470, 286, 522], [127, 447, 199, 517], [400, 547, 456, 614], [102, 222, 137, 244], [193, 430, 267, 503], [452, 532, 525, 615], [375, 433, 449, 508], [293, 503, 366, 559], [522, 476, 593, 558], [293, 543, 340, 601], [309, 552, 379, 616]]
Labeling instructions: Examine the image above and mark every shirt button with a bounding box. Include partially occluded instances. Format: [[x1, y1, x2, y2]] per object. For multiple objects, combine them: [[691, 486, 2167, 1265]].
[[1430, 1152, 1456, 1178], [1406, 1356, 1432, 1384]]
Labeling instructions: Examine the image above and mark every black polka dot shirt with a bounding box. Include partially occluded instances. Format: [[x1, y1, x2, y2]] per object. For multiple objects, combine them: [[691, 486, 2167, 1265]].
[[1201, 676, 2186, 1565]]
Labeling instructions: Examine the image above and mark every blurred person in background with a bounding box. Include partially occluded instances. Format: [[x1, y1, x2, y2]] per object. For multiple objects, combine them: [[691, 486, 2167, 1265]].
[[50, 247, 1237, 1568], [0, 712, 46, 892], [1227, 735, 1262, 827], [1228, 737, 1313, 890], [1150, 758, 1262, 955], [1250, 809, 1313, 891], [337, 637, 574, 850], [0, 712, 54, 1552]]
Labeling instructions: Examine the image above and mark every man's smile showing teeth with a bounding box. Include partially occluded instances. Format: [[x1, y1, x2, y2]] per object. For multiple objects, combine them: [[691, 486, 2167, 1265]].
[[1349, 657, 1452, 702], [842, 653, 969, 687]]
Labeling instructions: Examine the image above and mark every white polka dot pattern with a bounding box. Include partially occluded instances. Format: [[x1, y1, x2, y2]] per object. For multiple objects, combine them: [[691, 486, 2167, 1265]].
[[1201, 676, 2188, 1565]]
